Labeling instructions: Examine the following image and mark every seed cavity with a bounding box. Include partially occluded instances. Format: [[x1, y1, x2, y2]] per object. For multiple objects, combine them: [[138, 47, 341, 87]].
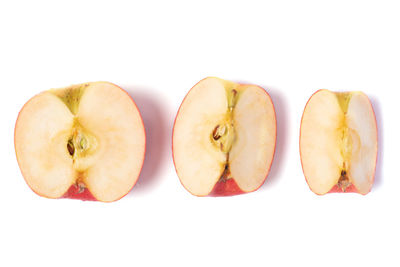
[[211, 123, 235, 153], [211, 89, 238, 153], [66, 122, 96, 160]]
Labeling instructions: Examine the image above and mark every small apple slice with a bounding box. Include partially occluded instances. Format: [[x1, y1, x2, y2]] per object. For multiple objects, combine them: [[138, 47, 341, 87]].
[[172, 77, 276, 196], [300, 89, 378, 195], [15, 82, 146, 202]]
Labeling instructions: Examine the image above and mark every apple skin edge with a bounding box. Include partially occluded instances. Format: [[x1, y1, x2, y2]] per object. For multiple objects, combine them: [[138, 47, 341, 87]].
[[14, 82, 146, 202], [299, 89, 378, 195], [172, 77, 277, 197]]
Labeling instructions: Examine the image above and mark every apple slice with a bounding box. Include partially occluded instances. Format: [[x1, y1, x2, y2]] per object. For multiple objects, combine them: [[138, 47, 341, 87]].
[[300, 89, 378, 195], [15, 82, 146, 202], [172, 77, 276, 196]]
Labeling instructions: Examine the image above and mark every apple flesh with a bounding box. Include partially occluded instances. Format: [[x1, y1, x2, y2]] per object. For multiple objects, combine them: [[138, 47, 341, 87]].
[[172, 77, 276, 196], [15, 82, 146, 202], [300, 90, 378, 195]]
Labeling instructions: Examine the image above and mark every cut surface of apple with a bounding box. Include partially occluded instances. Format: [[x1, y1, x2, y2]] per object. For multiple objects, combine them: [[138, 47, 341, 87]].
[[172, 77, 276, 196], [300, 89, 378, 195], [15, 82, 146, 202]]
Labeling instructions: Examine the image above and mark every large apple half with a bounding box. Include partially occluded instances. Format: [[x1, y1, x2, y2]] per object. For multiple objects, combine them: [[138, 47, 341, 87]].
[[300, 89, 378, 195], [172, 77, 276, 196], [15, 82, 146, 202]]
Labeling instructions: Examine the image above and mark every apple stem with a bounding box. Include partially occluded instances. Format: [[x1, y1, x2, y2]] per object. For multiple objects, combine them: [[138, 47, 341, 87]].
[[77, 183, 85, 193], [218, 162, 231, 183], [338, 170, 351, 192]]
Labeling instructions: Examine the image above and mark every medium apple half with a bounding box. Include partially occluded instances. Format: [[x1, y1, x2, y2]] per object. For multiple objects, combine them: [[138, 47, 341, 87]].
[[300, 89, 378, 195], [15, 82, 146, 202], [172, 77, 276, 196]]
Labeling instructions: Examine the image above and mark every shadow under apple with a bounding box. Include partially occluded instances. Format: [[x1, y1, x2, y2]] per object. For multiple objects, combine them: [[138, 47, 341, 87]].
[[259, 86, 288, 190], [369, 95, 383, 190], [123, 87, 170, 196]]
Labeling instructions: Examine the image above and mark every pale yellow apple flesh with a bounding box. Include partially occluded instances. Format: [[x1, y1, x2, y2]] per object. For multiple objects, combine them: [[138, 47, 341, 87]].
[[300, 90, 377, 195], [15, 82, 146, 202], [173, 77, 276, 196]]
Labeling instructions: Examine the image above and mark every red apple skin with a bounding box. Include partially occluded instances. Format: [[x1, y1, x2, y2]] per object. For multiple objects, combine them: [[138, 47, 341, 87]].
[[62, 185, 97, 201], [327, 184, 358, 194], [209, 178, 244, 196], [299, 90, 378, 195], [14, 82, 146, 202], [172, 77, 277, 196]]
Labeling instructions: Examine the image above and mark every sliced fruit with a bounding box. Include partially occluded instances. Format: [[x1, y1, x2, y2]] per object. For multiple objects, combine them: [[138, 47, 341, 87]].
[[172, 77, 276, 196], [15, 82, 146, 202], [300, 89, 378, 195]]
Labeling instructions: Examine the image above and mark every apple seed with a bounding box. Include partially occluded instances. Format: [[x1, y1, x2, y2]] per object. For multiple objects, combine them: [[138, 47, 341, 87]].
[[67, 139, 75, 156]]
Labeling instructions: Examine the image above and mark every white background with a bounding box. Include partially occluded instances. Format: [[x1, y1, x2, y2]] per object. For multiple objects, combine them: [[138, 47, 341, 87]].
[[1, 1, 399, 266]]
